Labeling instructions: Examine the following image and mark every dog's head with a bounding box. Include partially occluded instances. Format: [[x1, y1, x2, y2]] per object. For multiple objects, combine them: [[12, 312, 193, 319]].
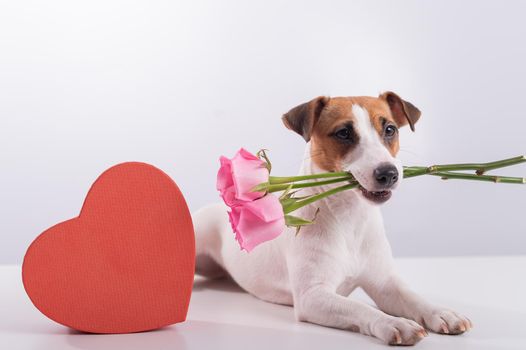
[[282, 92, 421, 204]]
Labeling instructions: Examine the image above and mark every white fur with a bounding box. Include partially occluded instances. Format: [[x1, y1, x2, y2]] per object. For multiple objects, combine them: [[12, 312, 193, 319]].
[[346, 105, 403, 192], [193, 105, 471, 345]]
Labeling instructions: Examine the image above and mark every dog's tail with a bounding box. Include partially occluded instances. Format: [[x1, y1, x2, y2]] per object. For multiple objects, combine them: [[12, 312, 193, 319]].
[[192, 204, 228, 279]]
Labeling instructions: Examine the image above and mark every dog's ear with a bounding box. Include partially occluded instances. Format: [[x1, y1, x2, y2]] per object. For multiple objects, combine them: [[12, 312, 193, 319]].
[[282, 96, 330, 142], [379, 91, 421, 132]]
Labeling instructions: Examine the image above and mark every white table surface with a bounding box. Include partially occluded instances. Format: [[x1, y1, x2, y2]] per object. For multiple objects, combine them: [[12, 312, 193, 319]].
[[1, 256, 525, 350]]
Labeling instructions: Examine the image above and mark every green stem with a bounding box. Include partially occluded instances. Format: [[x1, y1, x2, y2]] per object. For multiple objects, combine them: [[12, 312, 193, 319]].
[[472, 155, 526, 175], [281, 156, 525, 215], [403, 155, 526, 177], [268, 155, 525, 187], [431, 171, 526, 184], [255, 155, 525, 218], [269, 172, 351, 184], [283, 182, 359, 214], [266, 177, 353, 193]]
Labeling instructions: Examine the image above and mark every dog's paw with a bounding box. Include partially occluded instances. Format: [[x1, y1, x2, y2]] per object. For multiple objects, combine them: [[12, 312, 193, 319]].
[[373, 316, 428, 346], [420, 308, 472, 335]]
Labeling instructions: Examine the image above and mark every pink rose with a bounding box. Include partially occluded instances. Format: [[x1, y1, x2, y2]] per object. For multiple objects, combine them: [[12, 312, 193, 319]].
[[217, 148, 269, 207], [228, 195, 285, 252]]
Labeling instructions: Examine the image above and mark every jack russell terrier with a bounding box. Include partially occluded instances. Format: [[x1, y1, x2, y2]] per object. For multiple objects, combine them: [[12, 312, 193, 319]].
[[193, 92, 472, 345]]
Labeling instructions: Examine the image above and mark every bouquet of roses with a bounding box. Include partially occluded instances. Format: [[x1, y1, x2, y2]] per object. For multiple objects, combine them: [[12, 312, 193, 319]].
[[217, 148, 525, 252]]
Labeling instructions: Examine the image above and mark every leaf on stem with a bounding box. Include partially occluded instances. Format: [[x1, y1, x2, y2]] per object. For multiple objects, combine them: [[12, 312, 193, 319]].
[[256, 149, 272, 173], [284, 207, 320, 236]]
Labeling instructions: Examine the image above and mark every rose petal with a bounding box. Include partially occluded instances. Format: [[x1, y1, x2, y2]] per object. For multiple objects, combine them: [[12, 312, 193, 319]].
[[216, 156, 233, 191], [230, 150, 268, 202], [238, 148, 261, 161], [236, 207, 285, 252], [228, 208, 244, 249], [243, 195, 284, 222]]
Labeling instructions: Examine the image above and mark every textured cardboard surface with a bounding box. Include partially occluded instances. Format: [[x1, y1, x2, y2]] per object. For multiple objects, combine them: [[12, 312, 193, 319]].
[[22, 162, 195, 333]]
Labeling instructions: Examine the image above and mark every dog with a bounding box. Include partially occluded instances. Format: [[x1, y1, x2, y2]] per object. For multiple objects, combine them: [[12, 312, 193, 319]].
[[192, 92, 472, 345]]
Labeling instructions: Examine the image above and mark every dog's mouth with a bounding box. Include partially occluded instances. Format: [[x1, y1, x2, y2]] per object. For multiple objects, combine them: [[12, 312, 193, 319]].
[[358, 185, 392, 204]]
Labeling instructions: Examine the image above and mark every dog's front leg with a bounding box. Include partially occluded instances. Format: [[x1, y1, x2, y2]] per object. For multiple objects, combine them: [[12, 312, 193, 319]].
[[363, 274, 472, 335], [293, 283, 427, 345]]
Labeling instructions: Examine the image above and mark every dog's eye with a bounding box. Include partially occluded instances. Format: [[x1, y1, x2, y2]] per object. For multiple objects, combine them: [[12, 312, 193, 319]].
[[384, 125, 397, 138], [334, 128, 351, 140]]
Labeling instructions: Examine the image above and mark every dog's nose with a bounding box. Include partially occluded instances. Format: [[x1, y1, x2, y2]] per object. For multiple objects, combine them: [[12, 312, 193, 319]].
[[374, 163, 399, 188]]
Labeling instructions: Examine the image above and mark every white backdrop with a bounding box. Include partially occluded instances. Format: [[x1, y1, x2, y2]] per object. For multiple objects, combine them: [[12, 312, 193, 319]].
[[1, 0, 525, 264]]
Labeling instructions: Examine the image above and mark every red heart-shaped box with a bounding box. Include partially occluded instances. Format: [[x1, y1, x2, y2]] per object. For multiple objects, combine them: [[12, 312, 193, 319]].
[[22, 162, 195, 333]]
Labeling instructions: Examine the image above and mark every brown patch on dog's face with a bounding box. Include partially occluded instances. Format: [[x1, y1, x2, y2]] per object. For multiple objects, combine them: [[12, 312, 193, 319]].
[[309, 96, 401, 171], [353, 97, 400, 157], [309, 98, 357, 171]]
